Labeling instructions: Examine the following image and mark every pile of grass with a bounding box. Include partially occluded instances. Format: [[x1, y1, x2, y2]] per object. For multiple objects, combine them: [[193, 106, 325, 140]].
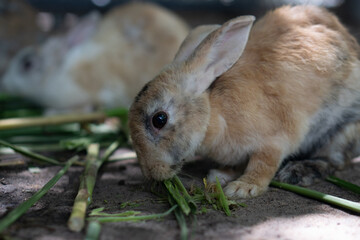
[[163, 176, 242, 240]]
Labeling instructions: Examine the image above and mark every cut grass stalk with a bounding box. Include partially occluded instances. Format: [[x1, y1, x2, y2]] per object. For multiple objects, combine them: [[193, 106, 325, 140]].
[[89, 207, 141, 217], [0, 139, 62, 165], [0, 156, 78, 233], [86, 140, 121, 198], [86, 205, 177, 223], [0, 112, 106, 130], [173, 176, 197, 213], [0, 107, 128, 131], [68, 144, 100, 232], [326, 176, 360, 195], [215, 177, 231, 216], [85, 221, 102, 240], [0, 159, 26, 167], [67, 140, 121, 232], [270, 180, 360, 214], [163, 180, 191, 215]]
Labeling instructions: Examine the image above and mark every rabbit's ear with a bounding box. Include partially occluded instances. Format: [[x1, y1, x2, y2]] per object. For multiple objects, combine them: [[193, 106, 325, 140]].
[[174, 25, 220, 63], [183, 16, 255, 95], [66, 11, 101, 48]]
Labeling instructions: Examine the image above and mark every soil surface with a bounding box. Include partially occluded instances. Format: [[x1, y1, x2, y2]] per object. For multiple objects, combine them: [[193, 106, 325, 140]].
[[0, 149, 359, 240]]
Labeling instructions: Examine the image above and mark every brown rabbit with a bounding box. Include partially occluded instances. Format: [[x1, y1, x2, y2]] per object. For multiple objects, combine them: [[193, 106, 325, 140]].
[[129, 5, 360, 199]]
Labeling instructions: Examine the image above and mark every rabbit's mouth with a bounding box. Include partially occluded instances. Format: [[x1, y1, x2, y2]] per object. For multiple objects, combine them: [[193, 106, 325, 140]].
[[147, 161, 184, 181], [170, 161, 184, 173], [145, 161, 177, 181]]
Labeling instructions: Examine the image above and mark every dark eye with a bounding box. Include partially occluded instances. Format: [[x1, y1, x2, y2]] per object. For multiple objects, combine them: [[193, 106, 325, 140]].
[[21, 54, 33, 72], [152, 111, 168, 130]]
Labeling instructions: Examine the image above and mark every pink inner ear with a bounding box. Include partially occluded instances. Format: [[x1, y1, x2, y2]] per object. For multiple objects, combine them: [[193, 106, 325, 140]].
[[210, 19, 254, 77], [182, 16, 254, 96]]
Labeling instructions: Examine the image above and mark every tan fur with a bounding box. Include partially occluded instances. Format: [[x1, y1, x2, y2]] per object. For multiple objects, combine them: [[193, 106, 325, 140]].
[[202, 6, 359, 197], [73, 3, 189, 99], [129, 5, 360, 199]]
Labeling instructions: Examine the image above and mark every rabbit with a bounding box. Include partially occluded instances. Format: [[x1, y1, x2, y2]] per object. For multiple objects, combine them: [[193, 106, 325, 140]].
[[129, 5, 360, 199], [1, 2, 189, 114]]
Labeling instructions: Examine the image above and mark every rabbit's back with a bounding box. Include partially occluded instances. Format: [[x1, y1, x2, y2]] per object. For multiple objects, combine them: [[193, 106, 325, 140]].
[[70, 2, 189, 108], [205, 5, 360, 161]]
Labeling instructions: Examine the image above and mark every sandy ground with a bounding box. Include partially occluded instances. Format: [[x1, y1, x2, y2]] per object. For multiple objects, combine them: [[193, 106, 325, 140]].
[[0, 149, 359, 240]]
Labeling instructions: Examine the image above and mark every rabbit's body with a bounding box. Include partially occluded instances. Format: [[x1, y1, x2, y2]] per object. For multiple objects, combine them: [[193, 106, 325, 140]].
[[1, 2, 189, 113], [201, 6, 360, 164], [129, 5, 360, 198]]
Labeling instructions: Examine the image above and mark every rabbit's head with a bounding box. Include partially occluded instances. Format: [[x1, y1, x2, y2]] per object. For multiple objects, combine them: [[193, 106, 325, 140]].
[[1, 12, 100, 106], [129, 16, 255, 180]]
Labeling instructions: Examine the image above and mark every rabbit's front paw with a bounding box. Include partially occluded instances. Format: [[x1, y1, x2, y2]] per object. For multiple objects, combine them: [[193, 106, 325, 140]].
[[224, 180, 267, 199]]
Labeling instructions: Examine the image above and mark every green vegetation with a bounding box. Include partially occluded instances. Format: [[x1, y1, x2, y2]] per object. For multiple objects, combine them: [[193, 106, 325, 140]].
[[326, 176, 360, 195], [270, 180, 360, 213]]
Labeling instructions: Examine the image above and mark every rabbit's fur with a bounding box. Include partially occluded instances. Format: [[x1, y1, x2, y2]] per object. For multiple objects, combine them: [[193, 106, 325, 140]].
[[129, 5, 360, 198], [1, 2, 189, 113]]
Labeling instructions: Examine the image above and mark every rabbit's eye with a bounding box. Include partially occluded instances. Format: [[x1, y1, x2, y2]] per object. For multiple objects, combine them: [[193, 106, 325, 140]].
[[21, 54, 33, 72], [152, 111, 168, 130]]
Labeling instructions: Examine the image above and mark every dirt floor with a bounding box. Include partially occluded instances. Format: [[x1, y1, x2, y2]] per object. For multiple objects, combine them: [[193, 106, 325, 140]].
[[0, 148, 359, 240]]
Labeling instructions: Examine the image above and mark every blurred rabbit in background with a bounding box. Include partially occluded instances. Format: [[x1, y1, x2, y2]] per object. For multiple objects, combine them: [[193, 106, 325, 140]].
[[1, 2, 189, 114]]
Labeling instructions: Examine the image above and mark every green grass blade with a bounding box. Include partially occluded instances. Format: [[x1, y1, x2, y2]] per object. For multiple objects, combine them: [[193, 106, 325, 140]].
[[173, 176, 197, 213], [326, 176, 360, 195], [215, 177, 231, 216], [0, 139, 62, 165], [87, 205, 177, 223], [4, 135, 81, 145], [270, 180, 360, 213], [85, 221, 101, 240], [0, 123, 80, 137], [163, 180, 191, 215], [168, 196, 188, 240], [1, 109, 43, 118], [99, 140, 121, 165], [0, 156, 78, 233], [104, 108, 128, 118]]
